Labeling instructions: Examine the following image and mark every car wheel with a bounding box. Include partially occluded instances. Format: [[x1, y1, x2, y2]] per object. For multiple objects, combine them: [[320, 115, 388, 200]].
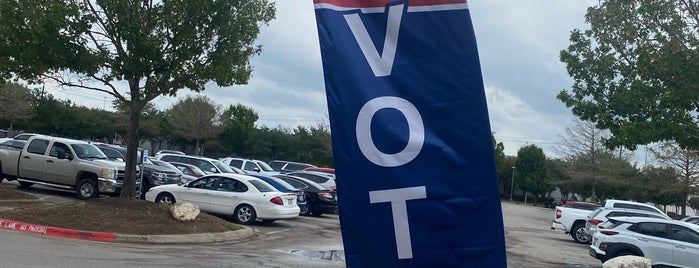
[[571, 223, 590, 244], [234, 205, 257, 225], [299, 204, 311, 216], [155, 193, 176, 204], [311, 211, 324, 217], [18, 181, 34, 188], [76, 179, 98, 200], [614, 250, 638, 258]]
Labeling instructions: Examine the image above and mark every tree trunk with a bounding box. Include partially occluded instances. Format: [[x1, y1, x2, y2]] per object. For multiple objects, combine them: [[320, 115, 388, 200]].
[[681, 192, 688, 217], [120, 106, 141, 199]]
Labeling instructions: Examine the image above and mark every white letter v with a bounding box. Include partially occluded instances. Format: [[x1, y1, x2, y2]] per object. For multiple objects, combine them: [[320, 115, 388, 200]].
[[344, 4, 404, 77]]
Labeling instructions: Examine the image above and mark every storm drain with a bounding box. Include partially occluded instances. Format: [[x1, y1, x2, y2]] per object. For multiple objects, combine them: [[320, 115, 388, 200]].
[[290, 250, 345, 263]]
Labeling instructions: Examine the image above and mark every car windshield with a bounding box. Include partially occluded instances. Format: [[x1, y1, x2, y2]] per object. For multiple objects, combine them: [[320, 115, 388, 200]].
[[179, 164, 206, 177], [255, 160, 275, 172], [275, 175, 309, 190], [212, 160, 236, 173], [70, 144, 108, 159], [270, 178, 298, 190], [151, 159, 181, 173], [248, 179, 275, 193]]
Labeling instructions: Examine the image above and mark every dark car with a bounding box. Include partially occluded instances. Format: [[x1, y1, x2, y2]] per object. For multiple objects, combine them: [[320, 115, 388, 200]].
[[286, 170, 337, 191], [12, 133, 38, 141], [169, 162, 207, 178], [149, 158, 197, 185], [274, 174, 338, 216], [95, 144, 182, 198], [247, 174, 309, 215]]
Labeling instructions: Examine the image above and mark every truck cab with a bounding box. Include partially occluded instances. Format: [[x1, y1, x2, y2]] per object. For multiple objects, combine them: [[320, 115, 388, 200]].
[[0, 135, 125, 199]]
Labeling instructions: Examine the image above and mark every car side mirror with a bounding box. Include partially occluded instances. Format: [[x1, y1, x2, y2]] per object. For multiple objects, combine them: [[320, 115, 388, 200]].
[[254, 167, 261, 172], [210, 168, 217, 173]]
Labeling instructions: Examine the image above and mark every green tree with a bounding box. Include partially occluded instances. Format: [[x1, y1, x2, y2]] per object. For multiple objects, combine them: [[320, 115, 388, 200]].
[[651, 142, 699, 217], [219, 104, 259, 154], [166, 95, 221, 155], [0, 82, 33, 132], [555, 119, 612, 199], [515, 144, 552, 205], [558, 1, 699, 150], [689, 197, 699, 216], [0, 0, 276, 198], [246, 126, 293, 160], [492, 135, 510, 195]]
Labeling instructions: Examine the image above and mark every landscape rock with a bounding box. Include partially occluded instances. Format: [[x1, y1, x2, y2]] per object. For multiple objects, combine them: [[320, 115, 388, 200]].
[[602, 255, 651, 268], [169, 202, 200, 222]]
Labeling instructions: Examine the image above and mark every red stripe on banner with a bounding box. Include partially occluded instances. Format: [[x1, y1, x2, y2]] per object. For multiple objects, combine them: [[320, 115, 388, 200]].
[[313, 0, 466, 8], [0, 218, 117, 241]]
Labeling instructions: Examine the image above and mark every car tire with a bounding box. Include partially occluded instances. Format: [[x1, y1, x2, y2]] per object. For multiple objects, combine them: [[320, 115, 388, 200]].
[[571, 223, 590, 244], [155, 193, 176, 204], [18, 181, 33, 188], [76, 178, 98, 200], [234, 204, 257, 225], [311, 211, 324, 217], [614, 250, 638, 258], [300, 205, 311, 216]]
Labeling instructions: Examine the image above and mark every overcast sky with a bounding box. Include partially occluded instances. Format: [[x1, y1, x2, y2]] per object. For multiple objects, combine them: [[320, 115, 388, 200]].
[[44, 1, 599, 158]]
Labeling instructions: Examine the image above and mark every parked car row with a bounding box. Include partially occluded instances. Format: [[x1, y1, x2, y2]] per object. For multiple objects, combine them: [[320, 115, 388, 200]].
[[147, 154, 339, 223], [1, 135, 338, 225], [551, 199, 699, 267]]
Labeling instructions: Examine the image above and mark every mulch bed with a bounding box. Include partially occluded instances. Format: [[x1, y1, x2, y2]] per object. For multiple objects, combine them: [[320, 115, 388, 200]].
[[0, 185, 240, 235]]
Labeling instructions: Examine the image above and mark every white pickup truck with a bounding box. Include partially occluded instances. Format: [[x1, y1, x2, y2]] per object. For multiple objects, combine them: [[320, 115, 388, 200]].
[[0, 135, 125, 199], [550, 201, 601, 244]]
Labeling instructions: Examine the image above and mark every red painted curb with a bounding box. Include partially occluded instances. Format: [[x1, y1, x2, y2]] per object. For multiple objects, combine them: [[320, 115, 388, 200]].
[[0, 218, 116, 241]]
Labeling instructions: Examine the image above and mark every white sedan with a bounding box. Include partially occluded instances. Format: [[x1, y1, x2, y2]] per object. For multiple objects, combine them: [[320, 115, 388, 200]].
[[145, 173, 300, 224]]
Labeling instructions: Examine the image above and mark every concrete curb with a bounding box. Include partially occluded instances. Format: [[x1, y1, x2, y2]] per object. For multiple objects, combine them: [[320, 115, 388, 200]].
[[0, 218, 116, 241], [0, 218, 255, 243], [115, 227, 255, 243]]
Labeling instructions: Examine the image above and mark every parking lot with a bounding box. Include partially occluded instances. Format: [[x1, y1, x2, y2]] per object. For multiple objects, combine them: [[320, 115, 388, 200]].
[[1, 180, 606, 267], [503, 201, 600, 268]]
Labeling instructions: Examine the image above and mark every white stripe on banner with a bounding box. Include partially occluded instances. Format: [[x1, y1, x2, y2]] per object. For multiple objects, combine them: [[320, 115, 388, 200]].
[[314, 3, 468, 13]]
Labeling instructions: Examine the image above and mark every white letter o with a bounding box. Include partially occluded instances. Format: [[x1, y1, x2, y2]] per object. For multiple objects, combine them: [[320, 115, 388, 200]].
[[356, 96, 424, 167]]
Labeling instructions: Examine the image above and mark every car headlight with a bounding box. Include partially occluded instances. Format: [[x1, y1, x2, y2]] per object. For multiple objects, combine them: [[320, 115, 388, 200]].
[[151, 172, 167, 179], [100, 168, 117, 179]]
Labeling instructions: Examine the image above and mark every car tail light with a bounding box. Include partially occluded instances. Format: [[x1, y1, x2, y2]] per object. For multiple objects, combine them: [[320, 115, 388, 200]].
[[319, 192, 333, 200], [556, 208, 561, 219], [330, 185, 337, 191], [270, 196, 283, 206], [589, 218, 603, 225], [599, 243, 608, 251], [600, 230, 618, 236]]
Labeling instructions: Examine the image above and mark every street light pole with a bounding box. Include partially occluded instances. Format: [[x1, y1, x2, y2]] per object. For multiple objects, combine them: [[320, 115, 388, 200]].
[[510, 166, 515, 201]]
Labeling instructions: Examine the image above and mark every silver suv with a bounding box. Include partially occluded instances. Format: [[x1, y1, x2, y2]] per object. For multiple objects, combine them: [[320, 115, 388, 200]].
[[589, 217, 699, 267], [156, 154, 243, 174], [220, 157, 279, 176], [585, 207, 670, 238]]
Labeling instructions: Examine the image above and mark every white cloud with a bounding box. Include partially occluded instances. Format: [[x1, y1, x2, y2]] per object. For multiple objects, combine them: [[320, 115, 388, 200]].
[[38, 1, 604, 159], [485, 85, 570, 157]]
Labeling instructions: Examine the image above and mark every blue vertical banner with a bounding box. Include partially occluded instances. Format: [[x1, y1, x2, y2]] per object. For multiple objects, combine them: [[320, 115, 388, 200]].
[[313, 0, 507, 267]]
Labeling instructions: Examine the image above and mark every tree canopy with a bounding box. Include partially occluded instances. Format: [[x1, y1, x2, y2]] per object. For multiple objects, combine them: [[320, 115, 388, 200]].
[[0, 81, 33, 131], [558, 0, 699, 150], [0, 0, 275, 198], [515, 144, 552, 203]]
